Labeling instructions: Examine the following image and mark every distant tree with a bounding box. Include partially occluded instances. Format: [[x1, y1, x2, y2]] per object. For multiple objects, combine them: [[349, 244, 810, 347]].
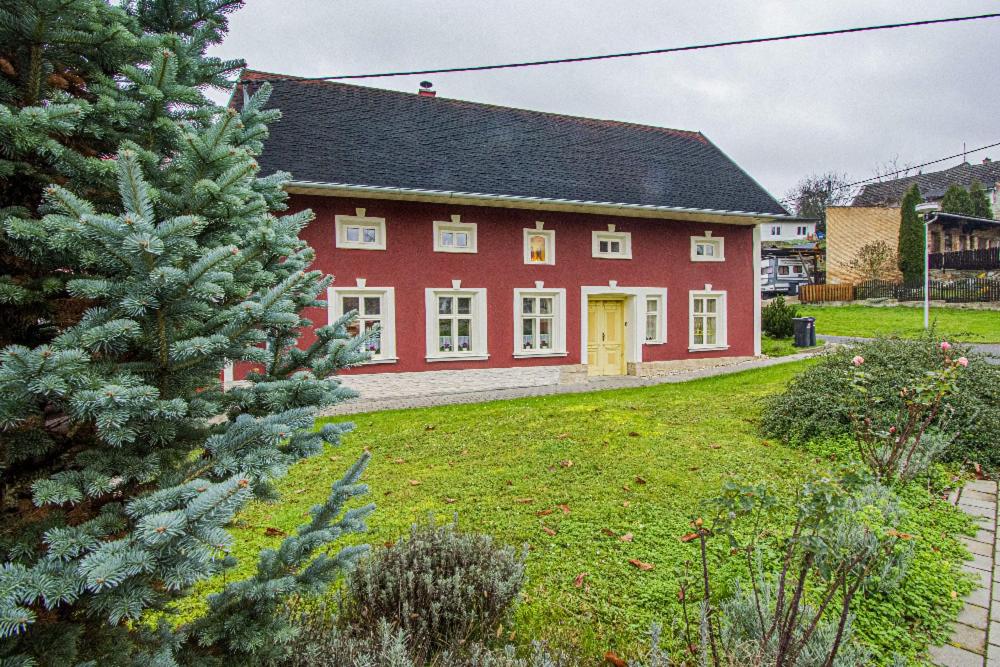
[[969, 179, 994, 219], [871, 155, 915, 183], [940, 185, 974, 216], [848, 240, 898, 281], [784, 172, 853, 234], [897, 185, 925, 281]]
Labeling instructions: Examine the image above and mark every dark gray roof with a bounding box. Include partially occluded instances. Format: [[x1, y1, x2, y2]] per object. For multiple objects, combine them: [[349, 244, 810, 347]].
[[853, 161, 1000, 206], [237, 71, 788, 216]]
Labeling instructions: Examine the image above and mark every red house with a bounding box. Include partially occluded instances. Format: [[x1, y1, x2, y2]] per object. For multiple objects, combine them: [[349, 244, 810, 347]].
[[229, 71, 791, 386]]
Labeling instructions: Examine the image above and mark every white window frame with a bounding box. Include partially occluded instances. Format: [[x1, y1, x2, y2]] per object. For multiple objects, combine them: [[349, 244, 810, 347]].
[[425, 287, 488, 362], [513, 288, 567, 357], [592, 227, 632, 259], [643, 294, 666, 344], [770, 225, 782, 237], [689, 289, 728, 352], [335, 209, 386, 250], [690, 232, 725, 262], [433, 217, 477, 254], [796, 225, 808, 236], [330, 286, 397, 363], [523, 228, 556, 265]]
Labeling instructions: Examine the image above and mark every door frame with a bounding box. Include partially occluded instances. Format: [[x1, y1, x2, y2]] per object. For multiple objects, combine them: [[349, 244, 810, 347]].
[[587, 296, 627, 375], [580, 285, 667, 372]]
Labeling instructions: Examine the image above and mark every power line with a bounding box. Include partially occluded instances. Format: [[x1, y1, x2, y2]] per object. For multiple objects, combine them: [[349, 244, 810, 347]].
[[780, 140, 1000, 205], [244, 13, 1000, 82]]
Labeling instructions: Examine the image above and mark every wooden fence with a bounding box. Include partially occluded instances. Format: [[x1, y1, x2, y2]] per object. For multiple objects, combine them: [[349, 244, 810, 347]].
[[802, 279, 1000, 303], [799, 283, 854, 303], [929, 247, 1000, 271]]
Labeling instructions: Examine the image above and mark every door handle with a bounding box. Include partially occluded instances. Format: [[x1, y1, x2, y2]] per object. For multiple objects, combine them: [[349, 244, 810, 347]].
[[602, 332, 606, 342]]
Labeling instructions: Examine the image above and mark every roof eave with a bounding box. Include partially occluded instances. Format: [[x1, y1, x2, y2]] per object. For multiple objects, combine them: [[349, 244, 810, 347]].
[[285, 180, 790, 226]]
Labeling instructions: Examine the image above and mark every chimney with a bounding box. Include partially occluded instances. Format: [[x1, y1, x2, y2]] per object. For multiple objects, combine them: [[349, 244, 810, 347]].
[[418, 81, 436, 97], [984, 157, 992, 164]]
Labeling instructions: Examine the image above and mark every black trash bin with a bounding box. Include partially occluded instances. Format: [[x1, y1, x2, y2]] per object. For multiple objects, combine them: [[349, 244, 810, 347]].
[[792, 317, 816, 347]]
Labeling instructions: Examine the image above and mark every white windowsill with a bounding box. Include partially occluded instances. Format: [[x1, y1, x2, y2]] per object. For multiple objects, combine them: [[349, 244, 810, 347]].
[[592, 254, 631, 260], [513, 350, 569, 359], [643, 340, 667, 346], [338, 244, 386, 251], [688, 345, 730, 352], [691, 257, 726, 263], [434, 247, 477, 254], [426, 354, 490, 362], [359, 357, 399, 365]]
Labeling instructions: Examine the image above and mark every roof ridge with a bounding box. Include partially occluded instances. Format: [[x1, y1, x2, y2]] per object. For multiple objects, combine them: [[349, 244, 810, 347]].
[[240, 68, 707, 143]]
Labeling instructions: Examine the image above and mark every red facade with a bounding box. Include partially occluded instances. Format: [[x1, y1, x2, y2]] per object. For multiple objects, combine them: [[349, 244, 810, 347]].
[[267, 194, 758, 376]]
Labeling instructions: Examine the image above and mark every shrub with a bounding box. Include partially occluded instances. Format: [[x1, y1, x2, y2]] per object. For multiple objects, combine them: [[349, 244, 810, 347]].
[[340, 521, 528, 658], [761, 296, 798, 338], [760, 335, 1000, 469]]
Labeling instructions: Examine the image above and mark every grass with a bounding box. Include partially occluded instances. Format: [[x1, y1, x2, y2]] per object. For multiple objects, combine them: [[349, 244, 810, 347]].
[[761, 335, 824, 357], [799, 304, 1000, 343], [172, 360, 973, 664]]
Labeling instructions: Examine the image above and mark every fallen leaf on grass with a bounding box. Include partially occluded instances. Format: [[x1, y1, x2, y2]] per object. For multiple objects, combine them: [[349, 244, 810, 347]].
[[604, 650, 627, 667], [515, 497, 535, 504], [558, 504, 570, 514], [541, 526, 556, 536], [634, 476, 647, 485], [710, 444, 722, 449], [622, 485, 632, 493], [627, 431, 640, 437], [264, 527, 286, 537], [622, 500, 631, 508], [574, 572, 587, 588], [619, 533, 633, 542], [559, 459, 573, 467], [444, 498, 457, 504], [628, 558, 654, 571], [409, 480, 421, 486], [601, 528, 616, 537], [536, 509, 555, 516], [393, 458, 405, 464], [424, 424, 436, 431], [680, 532, 700, 543], [557, 432, 571, 440]]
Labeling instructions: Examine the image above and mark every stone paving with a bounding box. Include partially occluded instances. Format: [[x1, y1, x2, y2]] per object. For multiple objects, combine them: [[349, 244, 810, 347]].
[[929, 479, 999, 667], [320, 350, 822, 416]]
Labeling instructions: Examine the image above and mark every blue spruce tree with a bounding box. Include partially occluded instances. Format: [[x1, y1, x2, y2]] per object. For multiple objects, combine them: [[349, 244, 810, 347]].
[[0, 2, 374, 663]]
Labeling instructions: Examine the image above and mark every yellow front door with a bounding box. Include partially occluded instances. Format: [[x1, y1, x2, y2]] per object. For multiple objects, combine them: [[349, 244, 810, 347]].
[[587, 299, 626, 376]]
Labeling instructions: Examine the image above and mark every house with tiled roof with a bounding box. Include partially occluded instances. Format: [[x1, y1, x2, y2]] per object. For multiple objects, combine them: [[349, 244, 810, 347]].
[[853, 159, 1000, 213], [228, 70, 791, 384]]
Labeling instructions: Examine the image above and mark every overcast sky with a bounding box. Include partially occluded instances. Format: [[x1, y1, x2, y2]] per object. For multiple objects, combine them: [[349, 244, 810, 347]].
[[207, 1, 1000, 205]]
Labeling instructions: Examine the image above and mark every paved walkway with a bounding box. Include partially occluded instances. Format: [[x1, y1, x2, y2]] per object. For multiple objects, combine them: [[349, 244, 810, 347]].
[[930, 479, 1000, 666], [321, 350, 822, 416], [820, 335, 1000, 363]]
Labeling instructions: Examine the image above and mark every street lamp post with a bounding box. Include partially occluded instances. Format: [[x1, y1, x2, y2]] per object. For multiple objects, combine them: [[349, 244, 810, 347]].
[[916, 202, 940, 330]]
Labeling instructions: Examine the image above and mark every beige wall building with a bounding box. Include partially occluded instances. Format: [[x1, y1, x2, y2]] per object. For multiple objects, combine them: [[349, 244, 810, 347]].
[[826, 206, 903, 284]]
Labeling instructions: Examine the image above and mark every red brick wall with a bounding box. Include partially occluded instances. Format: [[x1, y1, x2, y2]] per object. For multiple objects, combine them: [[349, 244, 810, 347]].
[[240, 195, 757, 376]]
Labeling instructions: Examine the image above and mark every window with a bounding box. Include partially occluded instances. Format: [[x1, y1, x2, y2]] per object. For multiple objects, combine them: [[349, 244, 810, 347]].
[[425, 288, 488, 361], [514, 289, 567, 356], [330, 287, 397, 362], [523, 228, 556, 265], [335, 210, 386, 250], [778, 265, 789, 276], [796, 225, 808, 236], [689, 290, 727, 350], [592, 229, 632, 259], [433, 218, 477, 253], [770, 225, 782, 237], [644, 296, 665, 343], [690, 233, 725, 262]]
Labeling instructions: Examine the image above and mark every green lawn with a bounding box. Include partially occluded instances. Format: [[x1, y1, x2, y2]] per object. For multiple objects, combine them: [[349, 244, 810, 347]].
[[761, 335, 824, 356], [172, 361, 971, 664], [799, 304, 1000, 343]]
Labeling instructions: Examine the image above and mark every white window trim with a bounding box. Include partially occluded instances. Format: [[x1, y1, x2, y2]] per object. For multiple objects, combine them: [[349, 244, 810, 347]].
[[335, 209, 386, 250], [513, 287, 567, 357], [690, 232, 725, 262], [643, 293, 667, 345], [523, 228, 556, 265], [424, 287, 489, 362], [689, 288, 728, 352], [433, 217, 478, 254], [329, 286, 398, 363], [591, 227, 632, 259]]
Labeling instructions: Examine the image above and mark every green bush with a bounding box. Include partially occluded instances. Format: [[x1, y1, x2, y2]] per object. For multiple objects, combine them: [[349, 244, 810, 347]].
[[340, 521, 527, 658], [761, 296, 798, 338], [760, 335, 1000, 469]]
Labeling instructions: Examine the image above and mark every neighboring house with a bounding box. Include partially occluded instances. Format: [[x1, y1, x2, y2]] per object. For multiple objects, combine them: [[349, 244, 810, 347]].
[[762, 219, 817, 242], [827, 206, 1000, 284], [853, 158, 1000, 216], [227, 70, 790, 384]]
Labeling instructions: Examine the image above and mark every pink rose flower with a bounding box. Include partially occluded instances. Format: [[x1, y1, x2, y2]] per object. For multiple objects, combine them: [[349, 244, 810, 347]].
[[851, 355, 864, 366], [957, 357, 969, 367], [940, 341, 952, 351], [889, 426, 896, 434]]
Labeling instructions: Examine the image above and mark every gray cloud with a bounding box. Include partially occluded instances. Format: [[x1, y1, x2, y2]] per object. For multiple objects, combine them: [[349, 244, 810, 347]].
[[208, 0, 1000, 204]]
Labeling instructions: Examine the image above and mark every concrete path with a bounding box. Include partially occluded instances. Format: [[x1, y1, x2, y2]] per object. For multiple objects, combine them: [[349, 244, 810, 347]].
[[930, 479, 999, 666], [321, 350, 823, 416], [819, 335, 1000, 363]]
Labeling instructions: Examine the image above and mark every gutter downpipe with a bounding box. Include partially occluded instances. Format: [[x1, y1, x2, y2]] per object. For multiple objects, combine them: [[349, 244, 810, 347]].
[[285, 180, 791, 224]]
